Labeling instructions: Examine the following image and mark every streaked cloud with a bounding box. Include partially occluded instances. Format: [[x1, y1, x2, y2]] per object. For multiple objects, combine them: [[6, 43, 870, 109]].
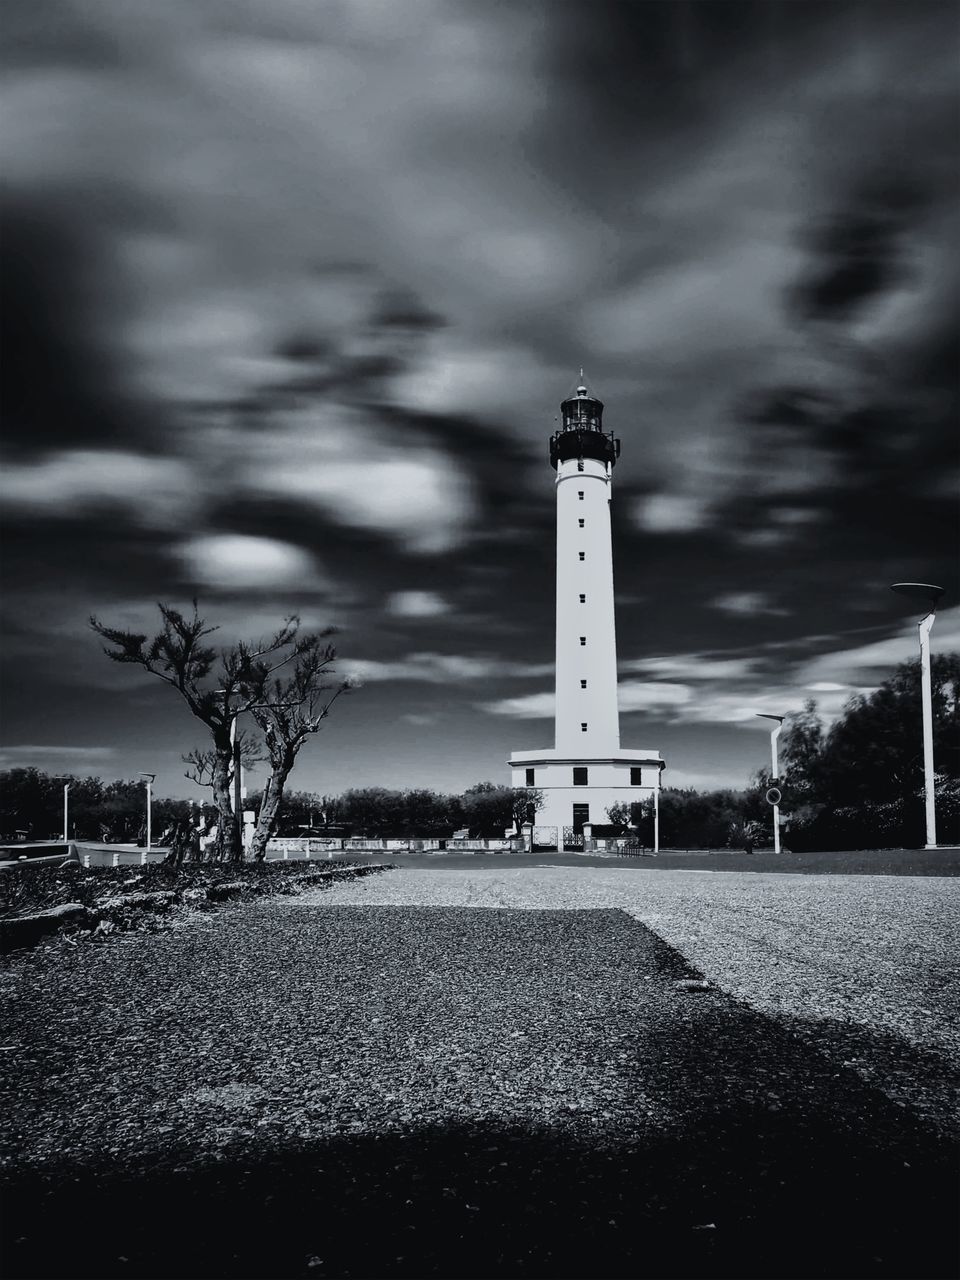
[[175, 534, 323, 592], [0, 450, 201, 529], [343, 652, 552, 685], [387, 591, 450, 619], [0, 745, 115, 768], [709, 592, 791, 618]]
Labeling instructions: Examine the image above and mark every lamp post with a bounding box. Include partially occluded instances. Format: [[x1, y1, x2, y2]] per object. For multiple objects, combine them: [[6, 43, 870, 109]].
[[138, 773, 155, 852], [755, 713, 785, 854], [62, 783, 71, 843], [891, 582, 945, 850]]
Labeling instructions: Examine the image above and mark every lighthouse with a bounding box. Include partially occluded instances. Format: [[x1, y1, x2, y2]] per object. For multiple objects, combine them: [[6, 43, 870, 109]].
[[509, 379, 663, 848]]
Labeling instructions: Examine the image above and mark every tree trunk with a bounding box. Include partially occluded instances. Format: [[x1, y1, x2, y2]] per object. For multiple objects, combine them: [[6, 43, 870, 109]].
[[211, 746, 242, 863], [249, 754, 294, 862]]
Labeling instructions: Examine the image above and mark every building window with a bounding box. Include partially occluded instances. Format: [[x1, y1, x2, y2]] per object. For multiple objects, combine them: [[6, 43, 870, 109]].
[[580, 679, 587, 688], [579, 636, 586, 645], [579, 552, 585, 560], [572, 803, 590, 830], [578, 518, 584, 528], [573, 767, 588, 786], [630, 767, 643, 785], [579, 593, 586, 603], [577, 459, 584, 472], [525, 767, 535, 786], [580, 722, 588, 732], [578, 491, 584, 500]]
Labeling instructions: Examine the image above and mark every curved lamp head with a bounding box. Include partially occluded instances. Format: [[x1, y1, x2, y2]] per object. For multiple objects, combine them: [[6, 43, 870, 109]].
[[138, 772, 156, 784], [755, 713, 785, 724], [891, 582, 944, 611]]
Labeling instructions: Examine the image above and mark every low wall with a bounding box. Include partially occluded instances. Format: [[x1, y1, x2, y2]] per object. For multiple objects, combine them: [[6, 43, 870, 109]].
[[266, 836, 520, 857]]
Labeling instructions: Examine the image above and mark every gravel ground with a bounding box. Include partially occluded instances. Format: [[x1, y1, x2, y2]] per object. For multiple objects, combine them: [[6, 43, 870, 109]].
[[299, 868, 960, 1135], [1, 871, 957, 1279]]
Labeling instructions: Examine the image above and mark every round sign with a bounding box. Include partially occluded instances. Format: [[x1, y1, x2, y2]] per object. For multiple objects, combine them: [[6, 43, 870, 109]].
[[765, 787, 782, 806]]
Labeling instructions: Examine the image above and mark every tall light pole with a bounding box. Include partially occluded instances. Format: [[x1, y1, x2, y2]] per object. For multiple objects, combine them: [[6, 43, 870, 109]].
[[62, 783, 71, 843], [138, 772, 155, 852], [891, 582, 945, 850], [756, 713, 785, 854]]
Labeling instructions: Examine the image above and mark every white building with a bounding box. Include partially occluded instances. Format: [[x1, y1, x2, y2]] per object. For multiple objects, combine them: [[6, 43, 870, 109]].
[[509, 380, 663, 847]]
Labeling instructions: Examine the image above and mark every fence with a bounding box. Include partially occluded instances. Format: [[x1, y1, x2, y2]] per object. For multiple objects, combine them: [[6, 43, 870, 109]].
[[266, 835, 520, 858]]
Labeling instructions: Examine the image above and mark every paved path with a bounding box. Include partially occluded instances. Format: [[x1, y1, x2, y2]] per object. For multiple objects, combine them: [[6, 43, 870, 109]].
[[274, 846, 960, 875], [1, 867, 957, 1279], [303, 867, 960, 1056]]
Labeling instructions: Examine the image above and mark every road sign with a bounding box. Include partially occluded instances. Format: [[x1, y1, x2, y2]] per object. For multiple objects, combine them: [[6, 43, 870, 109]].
[[765, 787, 782, 806]]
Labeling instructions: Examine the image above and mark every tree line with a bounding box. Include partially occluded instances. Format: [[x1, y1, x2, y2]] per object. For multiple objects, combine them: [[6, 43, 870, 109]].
[[0, 769, 192, 845], [0, 772, 541, 845]]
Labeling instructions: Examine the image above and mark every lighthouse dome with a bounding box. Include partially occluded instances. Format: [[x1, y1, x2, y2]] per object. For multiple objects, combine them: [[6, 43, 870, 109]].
[[550, 373, 618, 470], [560, 378, 604, 431]]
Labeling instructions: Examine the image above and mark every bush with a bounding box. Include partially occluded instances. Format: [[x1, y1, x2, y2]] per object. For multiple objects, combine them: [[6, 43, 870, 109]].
[[785, 782, 960, 851]]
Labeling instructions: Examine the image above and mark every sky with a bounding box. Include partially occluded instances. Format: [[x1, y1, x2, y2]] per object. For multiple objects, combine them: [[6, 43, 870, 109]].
[[1, 0, 958, 800]]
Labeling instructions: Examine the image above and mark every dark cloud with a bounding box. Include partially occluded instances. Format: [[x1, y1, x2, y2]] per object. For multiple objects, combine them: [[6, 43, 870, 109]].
[[0, 203, 128, 455], [0, 0, 957, 796]]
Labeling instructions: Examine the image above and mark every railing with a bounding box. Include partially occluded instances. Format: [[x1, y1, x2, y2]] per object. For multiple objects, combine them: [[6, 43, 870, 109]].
[[266, 836, 521, 857]]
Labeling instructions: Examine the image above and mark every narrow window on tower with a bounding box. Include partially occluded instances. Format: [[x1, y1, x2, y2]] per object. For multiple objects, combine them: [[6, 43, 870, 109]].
[[579, 636, 586, 645], [578, 491, 584, 500], [579, 552, 585, 560], [580, 722, 588, 732], [525, 767, 535, 786], [630, 767, 643, 785], [578, 518, 584, 528], [580, 679, 587, 688], [573, 767, 588, 785], [579, 593, 586, 603]]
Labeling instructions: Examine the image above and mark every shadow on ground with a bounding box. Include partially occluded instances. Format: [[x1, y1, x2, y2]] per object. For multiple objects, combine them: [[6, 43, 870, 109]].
[[3, 906, 957, 1280], [4, 1099, 956, 1280]]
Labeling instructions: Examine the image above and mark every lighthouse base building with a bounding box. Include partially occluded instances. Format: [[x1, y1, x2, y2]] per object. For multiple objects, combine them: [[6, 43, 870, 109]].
[[509, 380, 663, 848]]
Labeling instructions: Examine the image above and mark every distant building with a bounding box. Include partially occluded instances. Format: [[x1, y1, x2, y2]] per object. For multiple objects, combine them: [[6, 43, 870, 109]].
[[509, 379, 663, 847]]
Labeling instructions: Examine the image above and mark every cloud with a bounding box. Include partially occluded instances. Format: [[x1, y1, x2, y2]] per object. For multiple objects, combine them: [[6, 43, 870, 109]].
[[632, 494, 713, 534], [0, 450, 201, 529], [617, 681, 692, 712], [174, 535, 322, 591], [0, 745, 115, 768], [795, 605, 960, 687], [343, 652, 551, 685], [621, 654, 759, 681], [386, 591, 450, 619], [709, 592, 791, 618], [237, 408, 477, 554], [479, 691, 554, 720]]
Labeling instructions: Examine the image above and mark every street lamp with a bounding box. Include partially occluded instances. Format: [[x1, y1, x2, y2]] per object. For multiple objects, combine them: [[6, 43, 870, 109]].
[[62, 782, 71, 843], [138, 773, 156, 852], [755, 713, 785, 854], [653, 760, 665, 854], [891, 582, 945, 850]]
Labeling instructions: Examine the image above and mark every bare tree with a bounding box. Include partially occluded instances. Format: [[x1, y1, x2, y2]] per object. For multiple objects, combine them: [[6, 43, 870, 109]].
[[90, 603, 325, 862], [248, 641, 352, 860]]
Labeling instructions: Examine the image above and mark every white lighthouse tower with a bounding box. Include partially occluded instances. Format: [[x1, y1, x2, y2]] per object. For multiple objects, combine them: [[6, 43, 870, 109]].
[[509, 379, 663, 848]]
